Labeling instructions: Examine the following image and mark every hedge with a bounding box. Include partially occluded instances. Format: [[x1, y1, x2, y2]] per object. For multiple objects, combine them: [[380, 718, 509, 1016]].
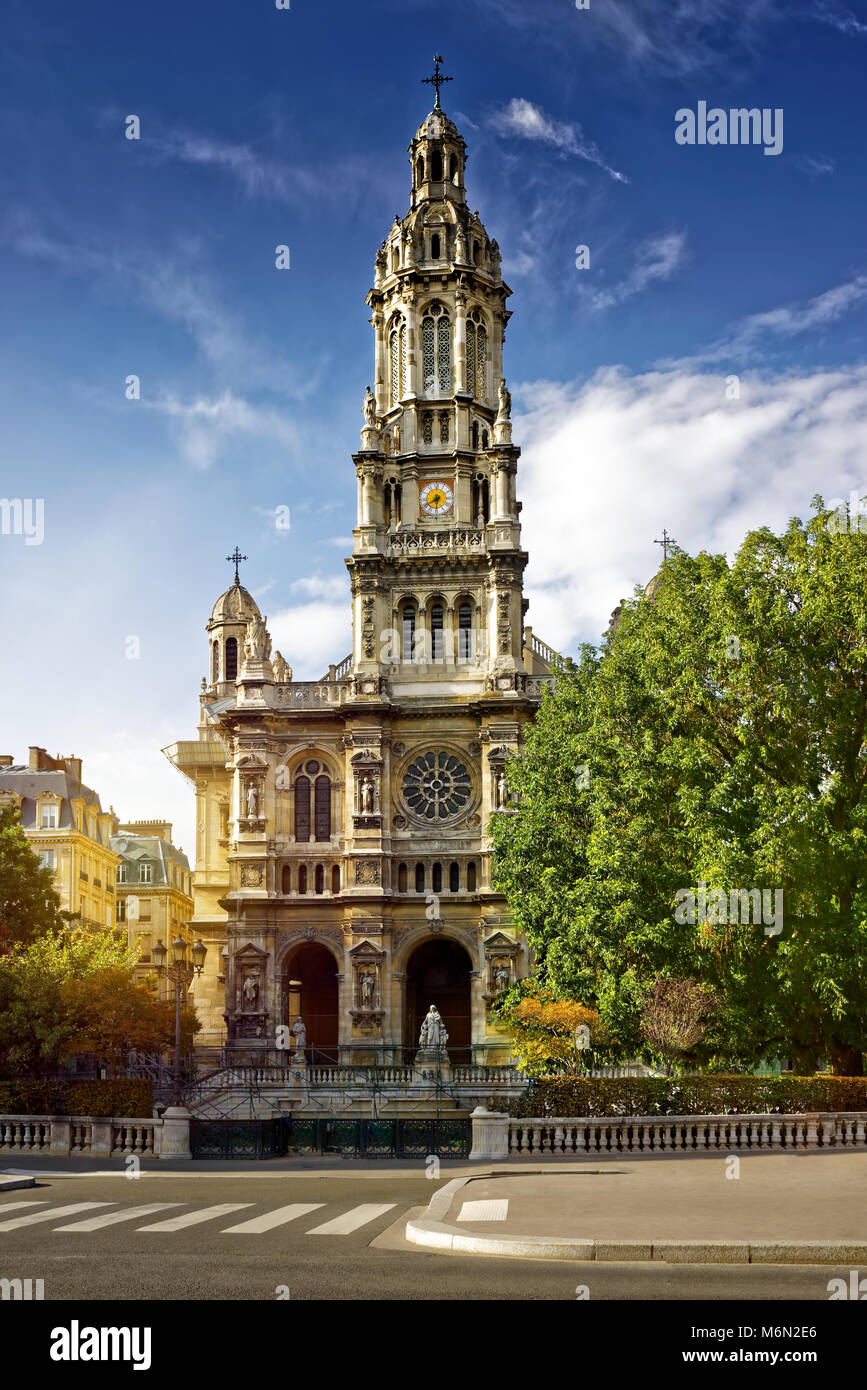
[[506, 1074, 867, 1118], [0, 1079, 153, 1118]]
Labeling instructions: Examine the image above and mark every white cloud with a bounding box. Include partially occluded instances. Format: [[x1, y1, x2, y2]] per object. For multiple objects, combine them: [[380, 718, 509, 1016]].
[[678, 272, 867, 365], [516, 365, 867, 654], [149, 391, 299, 470], [587, 231, 687, 310], [488, 98, 627, 183], [290, 574, 349, 602], [812, 3, 867, 37], [268, 598, 352, 680]]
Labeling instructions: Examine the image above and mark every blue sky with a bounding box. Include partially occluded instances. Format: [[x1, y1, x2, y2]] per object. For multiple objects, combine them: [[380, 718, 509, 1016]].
[[2, 0, 866, 858]]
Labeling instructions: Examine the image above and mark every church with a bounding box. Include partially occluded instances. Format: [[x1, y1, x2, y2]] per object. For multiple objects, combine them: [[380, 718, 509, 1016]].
[[164, 63, 557, 1082]]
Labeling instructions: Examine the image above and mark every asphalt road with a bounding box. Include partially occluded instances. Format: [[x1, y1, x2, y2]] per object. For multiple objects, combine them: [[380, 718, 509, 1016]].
[[0, 1166, 858, 1302]]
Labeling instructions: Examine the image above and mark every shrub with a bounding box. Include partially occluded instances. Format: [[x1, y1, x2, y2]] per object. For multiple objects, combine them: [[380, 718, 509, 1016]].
[[507, 1074, 867, 1118], [0, 1078, 152, 1118]]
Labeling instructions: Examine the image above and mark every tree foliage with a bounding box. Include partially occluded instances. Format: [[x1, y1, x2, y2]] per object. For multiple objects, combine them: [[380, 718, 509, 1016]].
[[0, 802, 70, 953], [491, 980, 608, 1075], [492, 501, 867, 1073], [62, 968, 201, 1077]]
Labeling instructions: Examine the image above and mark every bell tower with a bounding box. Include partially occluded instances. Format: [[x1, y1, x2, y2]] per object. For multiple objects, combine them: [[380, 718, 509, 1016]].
[[349, 58, 528, 700]]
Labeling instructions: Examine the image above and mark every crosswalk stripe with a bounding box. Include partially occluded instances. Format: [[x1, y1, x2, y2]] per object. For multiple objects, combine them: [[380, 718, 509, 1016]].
[[221, 1203, 324, 1234], [306, 1203, 396, 1235], [0, 1202, 49, 1218], [0, 1203, 112, 1232], [137, 1204, 253, 1232], [53, 1204, 179, 1231]]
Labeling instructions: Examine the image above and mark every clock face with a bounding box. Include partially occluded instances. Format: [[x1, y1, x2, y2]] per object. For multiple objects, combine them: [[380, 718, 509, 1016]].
[[420, 481, 454, 517]]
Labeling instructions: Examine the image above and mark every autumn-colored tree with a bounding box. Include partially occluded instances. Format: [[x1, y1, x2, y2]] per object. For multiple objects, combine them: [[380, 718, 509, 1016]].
[[491, 980, 609, 1076], [62, 969, 201, 1076], [639, 976, 719, 1072]]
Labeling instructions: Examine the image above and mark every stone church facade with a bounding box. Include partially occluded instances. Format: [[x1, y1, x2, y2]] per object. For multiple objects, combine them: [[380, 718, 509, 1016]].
[[165, 81, 556, 1069]]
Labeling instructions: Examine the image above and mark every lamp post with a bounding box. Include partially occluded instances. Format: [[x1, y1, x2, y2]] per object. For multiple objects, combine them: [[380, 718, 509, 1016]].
[[152, 935, 207, 1105]]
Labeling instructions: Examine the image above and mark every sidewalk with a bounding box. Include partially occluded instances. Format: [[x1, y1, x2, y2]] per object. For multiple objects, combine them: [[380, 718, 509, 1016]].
[[407, 1152, 867, 1262]]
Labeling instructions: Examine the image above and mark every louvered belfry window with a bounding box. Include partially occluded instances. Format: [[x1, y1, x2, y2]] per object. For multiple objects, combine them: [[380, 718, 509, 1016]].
[[294, 775, 311, 842], [314, 776, 331, 841], [422, 303, 451, 396]]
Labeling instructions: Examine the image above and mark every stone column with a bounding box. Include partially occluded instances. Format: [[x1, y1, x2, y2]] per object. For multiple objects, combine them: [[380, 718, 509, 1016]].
[[469, 1108, 510, 1161], [159, 1107, 192, 1162], [372, 312, 385, 416], [455, 293, 467, 395]]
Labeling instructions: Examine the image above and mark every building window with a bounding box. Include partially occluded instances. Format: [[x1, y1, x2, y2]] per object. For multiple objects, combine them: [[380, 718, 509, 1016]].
[[422, 303, 450, 396], [449, 861, 460, 893], [458, 603, 473, 660], [450, 155, 459, 182], [431, 604, 444, 661], [315, 864, 325, 894], [294, 776, 311, 842], [439, 411, 450, 444], [211, 641, 219, 684], [467, 311, 486, 401], [467, 862, 477, 892], [117, 898, 126, 922], [225, 637, 238, 681], [39, 849, 55, 871], [431, 232, 441, 259], [314, 776, 331, 841], [431, 150, 443, 181], [398, 863, 408, 893], [390, 318, 406, 406], [421, 411, 434, 444], [117, 863, 127, 883], [402, 605, 417, 662], [432, 862, 443, 894], [331, 865, 341, 894], [416, 155, 424, 185], [140, 863, 152, 884], [472, 475, 489, 523], [40, 805, 57, 829], [415, 863, 425, 893], [298, 864, 308, 894], [282, 865, 291, 894]]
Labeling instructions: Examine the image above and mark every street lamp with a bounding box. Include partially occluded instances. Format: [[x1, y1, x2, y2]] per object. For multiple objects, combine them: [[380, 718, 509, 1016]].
[[153, 936, 207, 1104]]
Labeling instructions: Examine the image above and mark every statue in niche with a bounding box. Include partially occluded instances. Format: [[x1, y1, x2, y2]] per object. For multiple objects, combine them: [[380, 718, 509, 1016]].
[[493, 961, 511, 994], [419, 1004, 448, 1050], [245, 780, 260, 818], [363, 385, 378, 428], [496, 770, 509, 809], [360, 971, 376, 1008], [292, 1017, 307, 1055], [241, 974, 260, 1011], [361, 777, 375, 814]]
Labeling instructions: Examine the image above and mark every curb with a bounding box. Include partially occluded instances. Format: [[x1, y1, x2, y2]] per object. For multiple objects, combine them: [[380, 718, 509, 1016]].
[[0, 1175, 37, 1192], [405, 1174, 867, 1264]]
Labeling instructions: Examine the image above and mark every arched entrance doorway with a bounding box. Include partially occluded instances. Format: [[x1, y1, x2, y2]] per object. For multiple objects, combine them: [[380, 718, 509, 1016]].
[[283, 942, 338, 1063], [405, 938, 472, 1064]]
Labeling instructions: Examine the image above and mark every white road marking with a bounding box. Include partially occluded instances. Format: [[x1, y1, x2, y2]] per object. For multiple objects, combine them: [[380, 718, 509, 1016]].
[[456, 1199, 509, 1222], [221, 1203, 324, 1234], [306, 1203, 396, 1235], [137, 1204, 253, 1231], [0, 1202, 113, 1231], [0, 1201, 49, 1219], [53, 1204, 179, 1231]]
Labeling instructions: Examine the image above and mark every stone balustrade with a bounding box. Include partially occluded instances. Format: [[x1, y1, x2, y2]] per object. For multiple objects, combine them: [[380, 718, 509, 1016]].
[[467, 1111, 867, 1160], [0, 1114, 163, 1159]]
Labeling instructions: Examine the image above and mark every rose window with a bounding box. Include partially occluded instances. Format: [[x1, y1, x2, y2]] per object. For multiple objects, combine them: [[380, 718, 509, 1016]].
[[402, 751, 472, 821]]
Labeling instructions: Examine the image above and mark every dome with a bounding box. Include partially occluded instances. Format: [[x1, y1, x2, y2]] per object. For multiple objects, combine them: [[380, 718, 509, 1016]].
[[415, 108, 460, 142], [209, 579, 261, 626]]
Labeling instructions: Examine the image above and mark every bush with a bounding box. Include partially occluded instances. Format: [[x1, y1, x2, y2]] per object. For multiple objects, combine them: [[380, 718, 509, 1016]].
[[0, 1078, 152, 1118], [507, 1074, 867, 1118]]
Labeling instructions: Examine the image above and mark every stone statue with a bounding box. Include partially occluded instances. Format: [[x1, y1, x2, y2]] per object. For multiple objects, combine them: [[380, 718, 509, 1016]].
[[455, 225, 469, 264], [497, 378, 512, 421], [496, 770, 508, 809], [360, 971, 376, 1008], [245, 780, 259, 818], [272, 651, 292, 682], [493, 962, 510, 994], [291, 1016, 307, 1054], [245, 613, 268, 661], [361, 777, 375, 814], [393, 421, 401, 453], [419, 1004, 448, 1050], [242, 974, 259, 1010], [363, 385, 377, 428]]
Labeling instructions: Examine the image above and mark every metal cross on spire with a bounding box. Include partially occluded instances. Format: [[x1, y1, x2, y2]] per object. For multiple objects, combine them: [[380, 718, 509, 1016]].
[[654, 529, 677, 563], [422, 55, 452, 110], [226, 546, 248, 585]]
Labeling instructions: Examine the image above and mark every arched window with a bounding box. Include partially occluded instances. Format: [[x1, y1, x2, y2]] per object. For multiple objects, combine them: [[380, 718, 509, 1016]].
[[473, 240, 480, 265], [315, 864, 325, 895], [415, 863, 425, 893], [458, 603, 473, 660], [482, 429, 489, 449], [225, 637, 238, 681], [390, 317, 406, 406], [472, 420, 479, 450], [467, 311, 486, 401], [416, 156, 425, 185], [314, 776, 331, 841], [402, 604, 417, 661], [432, 863, 443, 894], [431, 150, 443, 181], [294, 776, 311, 842], [467, 862, 477, 892], [450, 155, 459, 182], [449, 861, 460, 893], [431, 232, 441, 260], [332, 865, 341, 894], [422, 303, 451, 395], [431, 604, 444, 662], [282, 865, 291, 894], [398, 863, 408, 893], [298, 864, 308, 894], [211, 642, 219, 684], [473, 474, 490, 524]]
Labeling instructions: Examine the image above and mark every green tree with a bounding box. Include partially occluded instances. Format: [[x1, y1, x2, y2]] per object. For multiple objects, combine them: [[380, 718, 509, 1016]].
[[492, 500, 867, 1074], [0, 802, 69, 953], [0, 926, 137, 1076], [63, 968, 201, 1077]]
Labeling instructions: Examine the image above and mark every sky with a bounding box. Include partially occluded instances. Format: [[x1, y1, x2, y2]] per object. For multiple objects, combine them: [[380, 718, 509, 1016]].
[[1, 0, 866, 861]]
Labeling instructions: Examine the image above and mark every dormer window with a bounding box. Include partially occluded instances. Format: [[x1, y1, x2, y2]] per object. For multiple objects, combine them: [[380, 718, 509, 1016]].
[[140, 862, 153, 884], [41, 804, 57, 829], [117, 863, 127, 883]]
